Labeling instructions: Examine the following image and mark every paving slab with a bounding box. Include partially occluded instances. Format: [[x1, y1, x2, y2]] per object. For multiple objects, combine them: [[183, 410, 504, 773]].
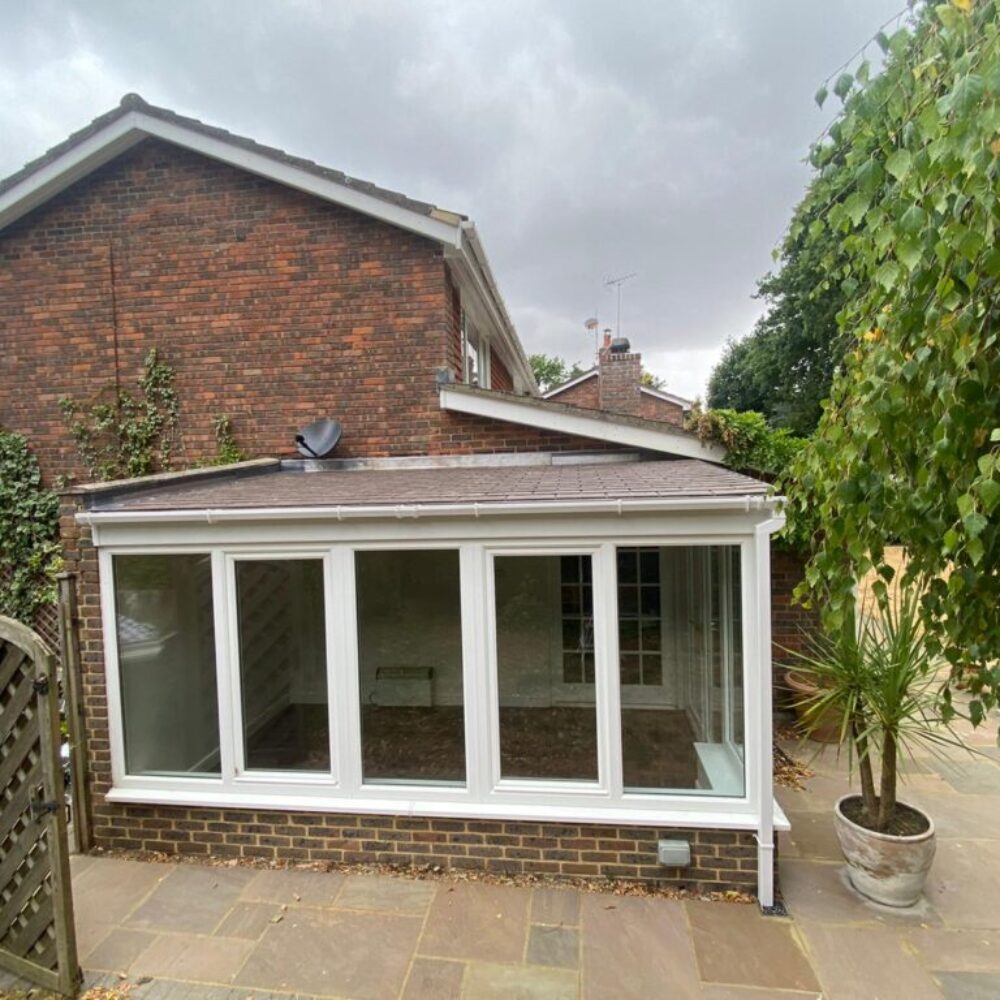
[[699, 988, 822, 1000], [923, 840, 1000, 929], [419, 882, 531, 963], [527, 924, 579, 969], [239, 866, 345, 906], [336, 872, 437, 914], [124, 863, 254, 933], [462, 961, 578, 1000], [799, 922, 944, 1000], [531, 886, 581, 926], [402, 956, 466, 1000], [686, 900, 819, 993], [779, 858, 942, 926], [213, 900, 284, 939], [927, 758, 1000, 795], [235, 905, 422, 999], [581, 893, 700, 1000], [934, 971, 1000, 999], [72, 856, 169, 926], [904, 928, 1000, 973], [131, 931, 255, 982], [778, 810, 844, 861], [82, 926, 157, 972]]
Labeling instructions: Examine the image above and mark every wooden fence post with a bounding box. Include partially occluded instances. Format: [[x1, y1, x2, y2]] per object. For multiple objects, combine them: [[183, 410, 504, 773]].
[[57, 572, 91, 855]]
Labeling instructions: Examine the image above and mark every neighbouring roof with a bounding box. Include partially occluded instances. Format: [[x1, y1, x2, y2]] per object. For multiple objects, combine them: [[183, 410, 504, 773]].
[[543, 368, 694, 410], [80, 457, 770, 516]]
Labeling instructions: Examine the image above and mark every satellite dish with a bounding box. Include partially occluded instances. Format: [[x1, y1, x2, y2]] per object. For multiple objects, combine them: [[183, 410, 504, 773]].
[[295, 419, 342, 459]]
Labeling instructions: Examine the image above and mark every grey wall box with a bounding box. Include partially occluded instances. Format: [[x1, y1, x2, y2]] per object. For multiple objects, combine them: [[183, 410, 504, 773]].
[[657, 839, 691, 867]]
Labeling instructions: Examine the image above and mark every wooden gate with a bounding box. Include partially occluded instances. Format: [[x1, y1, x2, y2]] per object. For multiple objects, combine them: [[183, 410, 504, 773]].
[[0, 615, 80, 994]]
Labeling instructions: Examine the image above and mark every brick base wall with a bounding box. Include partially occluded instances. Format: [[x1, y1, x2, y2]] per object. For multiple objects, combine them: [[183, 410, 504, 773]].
[[91, 803, 759, 893]]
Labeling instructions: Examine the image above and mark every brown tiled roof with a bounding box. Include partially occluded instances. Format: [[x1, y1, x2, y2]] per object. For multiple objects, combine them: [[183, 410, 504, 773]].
[[90, 459, 769, 513], [0, 94, 460, 221]]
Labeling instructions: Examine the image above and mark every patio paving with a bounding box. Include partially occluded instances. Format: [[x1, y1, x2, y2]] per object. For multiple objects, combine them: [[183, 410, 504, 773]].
[[2, 714, 999, 998]]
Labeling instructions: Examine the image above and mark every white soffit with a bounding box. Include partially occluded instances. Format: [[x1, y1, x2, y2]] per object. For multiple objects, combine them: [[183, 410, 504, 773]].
[[439, 386, 726, 462]]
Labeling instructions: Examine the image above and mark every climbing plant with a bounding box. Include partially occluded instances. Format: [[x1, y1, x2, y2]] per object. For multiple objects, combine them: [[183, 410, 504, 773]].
[[686, 405, 807, 480], [783, 0, 1000, 721], [210, 415, 247, 466], [0, 430, 61, 622], [60, 347, 180, 481]]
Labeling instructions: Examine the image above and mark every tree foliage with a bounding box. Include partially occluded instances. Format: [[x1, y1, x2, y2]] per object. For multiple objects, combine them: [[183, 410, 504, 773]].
[[529, 354, 588, 392], [785, 0, 1000, 721], [707, 214, 847, 436], [686, 405, 806, 480], [0, 431, 61, 622]]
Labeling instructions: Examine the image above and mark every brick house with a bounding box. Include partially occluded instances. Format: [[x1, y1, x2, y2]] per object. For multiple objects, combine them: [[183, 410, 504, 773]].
[[543, 335, 693, 428], [0, 96, 803, 905]]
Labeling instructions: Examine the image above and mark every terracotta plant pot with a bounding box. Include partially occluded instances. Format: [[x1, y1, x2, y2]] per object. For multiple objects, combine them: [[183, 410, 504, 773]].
[[834, 794, 936, 907], [783, 669, 841, 743]]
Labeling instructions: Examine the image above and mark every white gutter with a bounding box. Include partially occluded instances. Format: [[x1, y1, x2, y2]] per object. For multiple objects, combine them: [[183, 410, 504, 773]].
[[78, 493, 779, 528], [754, 514, 785, 910]]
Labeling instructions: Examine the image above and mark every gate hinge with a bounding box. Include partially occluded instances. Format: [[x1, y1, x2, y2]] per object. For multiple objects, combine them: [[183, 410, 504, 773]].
[[30, 799, 62, 821], [32, 675, 50, 695]]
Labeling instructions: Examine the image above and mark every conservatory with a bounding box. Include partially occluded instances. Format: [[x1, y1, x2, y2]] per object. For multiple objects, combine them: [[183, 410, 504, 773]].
[[76, 454, 787, 903]]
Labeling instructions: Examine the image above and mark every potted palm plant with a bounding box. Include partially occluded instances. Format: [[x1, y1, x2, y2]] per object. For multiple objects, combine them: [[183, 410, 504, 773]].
[[790, 582, 967, 907]]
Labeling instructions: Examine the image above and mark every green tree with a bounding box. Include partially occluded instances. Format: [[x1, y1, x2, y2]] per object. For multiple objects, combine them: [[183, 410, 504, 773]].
[[784, 0, 1000, 721], [529, 354, 588, 392], [708, 207, 847, 436]]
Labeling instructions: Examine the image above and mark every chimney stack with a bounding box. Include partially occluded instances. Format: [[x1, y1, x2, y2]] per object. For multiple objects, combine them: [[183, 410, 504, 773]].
[[598, 336, 642, 418]]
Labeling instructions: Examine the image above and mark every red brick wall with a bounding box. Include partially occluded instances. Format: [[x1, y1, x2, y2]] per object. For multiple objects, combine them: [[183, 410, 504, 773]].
[[0, 140, 543, 483], [771, 547, 821, 706], [598, 352, 642, 417], [490, 347, 514, 392], [546, 376, 600, 410], [638, 392, 685, 427]]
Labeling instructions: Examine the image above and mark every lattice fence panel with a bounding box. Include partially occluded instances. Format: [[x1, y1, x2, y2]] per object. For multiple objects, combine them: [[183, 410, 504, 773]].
[[0, 623, 78, 994]]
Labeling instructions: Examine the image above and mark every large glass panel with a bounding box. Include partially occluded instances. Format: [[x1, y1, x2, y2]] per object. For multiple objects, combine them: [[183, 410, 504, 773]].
[[494, 554, 598, 782], [236, 559, 328, 771], [355, 550, 465, 784], [618, 545, 745, 796], [113, 554, 220, 776]]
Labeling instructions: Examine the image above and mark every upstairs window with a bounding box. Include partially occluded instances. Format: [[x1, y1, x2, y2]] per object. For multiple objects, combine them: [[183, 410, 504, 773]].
[[460, 311, 489, 387]]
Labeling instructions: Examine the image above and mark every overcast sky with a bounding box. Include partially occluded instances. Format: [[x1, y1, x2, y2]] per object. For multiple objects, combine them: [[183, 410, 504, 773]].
[[2, 0, 905, 398]]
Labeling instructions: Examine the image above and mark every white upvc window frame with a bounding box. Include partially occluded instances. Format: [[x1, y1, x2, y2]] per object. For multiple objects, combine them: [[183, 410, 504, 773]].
[[94, 510, 783, 835]]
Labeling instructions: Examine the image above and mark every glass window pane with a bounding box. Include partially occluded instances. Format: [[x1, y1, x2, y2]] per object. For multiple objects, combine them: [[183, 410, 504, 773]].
[[619, 586, 638, 616], [356, 550, 465, 784], [639, 548, 659, 583], [617, 549, 637, 583], [113, 554, 220, 777], [236, 560, 328, 772], [495, 555, 598, 781], [617, 545, 745, 797], [563, 652, 583, 684]]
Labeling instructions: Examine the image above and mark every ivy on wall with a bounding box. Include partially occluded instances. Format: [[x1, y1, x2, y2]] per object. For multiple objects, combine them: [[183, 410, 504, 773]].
[[0, 430, 61, 621], [60, 347, 180, 481]]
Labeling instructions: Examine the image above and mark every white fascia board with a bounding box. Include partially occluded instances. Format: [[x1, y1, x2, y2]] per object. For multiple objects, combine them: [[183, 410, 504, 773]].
[[0, 111, 461, 246], [440, 385, 726, 462], [451, 224, 538, 394], [640, 385, 694, 409], [543, 370, 598, 398], [78, 493, 778, 529]]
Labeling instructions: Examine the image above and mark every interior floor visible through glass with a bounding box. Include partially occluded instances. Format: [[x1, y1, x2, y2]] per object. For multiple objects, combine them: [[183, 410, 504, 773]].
[[244, 704, 698, 788]]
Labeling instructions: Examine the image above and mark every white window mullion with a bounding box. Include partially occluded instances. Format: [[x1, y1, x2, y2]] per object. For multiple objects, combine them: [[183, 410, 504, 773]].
[[328, 545, 361, 792], [99, 548, 127, 788], [221, 554, 246, 778], [596, 542, 623, 797], [460, 544, 490, 801]]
